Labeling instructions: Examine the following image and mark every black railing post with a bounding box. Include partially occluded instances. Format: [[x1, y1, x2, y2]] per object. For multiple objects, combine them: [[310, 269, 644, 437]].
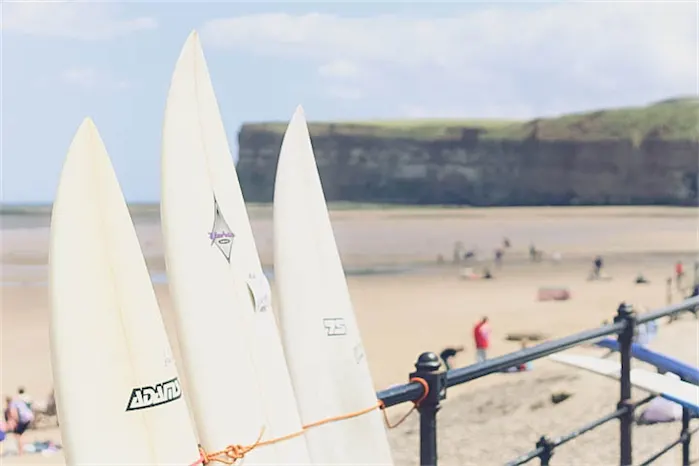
[[681, 406, 691, 466], [410, 352, 447, 466], [536, 436, 554, 466], [614, 302, 636, 466]]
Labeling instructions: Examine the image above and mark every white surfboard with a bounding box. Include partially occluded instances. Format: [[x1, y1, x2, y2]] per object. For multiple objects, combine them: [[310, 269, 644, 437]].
[[273, 106, 394, 465], [49, 118, 200, 465], [549, 353, 699, 413], [161, 31, 310, 464]]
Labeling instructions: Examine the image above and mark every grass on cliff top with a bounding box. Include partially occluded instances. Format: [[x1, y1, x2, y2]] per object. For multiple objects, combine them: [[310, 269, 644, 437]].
[[243, 118, 517, 140], [242, 97, 699, 142]]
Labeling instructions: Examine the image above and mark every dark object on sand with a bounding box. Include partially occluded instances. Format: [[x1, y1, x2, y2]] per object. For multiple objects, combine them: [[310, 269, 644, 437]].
[[635, 273, 650, 284], [529, 244, 543, 262], [505, 332, 549, 342], [537, 287, 571, 301], [551, 391, 572, 404], [494, 249, 504, 267], [439, 346, 464, 370]]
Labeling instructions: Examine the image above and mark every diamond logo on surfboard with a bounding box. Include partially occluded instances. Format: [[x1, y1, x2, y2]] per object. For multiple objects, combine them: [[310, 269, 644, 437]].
[[209, 198, 234, 262]]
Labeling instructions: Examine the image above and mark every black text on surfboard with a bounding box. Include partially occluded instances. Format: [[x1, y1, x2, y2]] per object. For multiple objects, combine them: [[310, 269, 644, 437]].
[[210, 198, 234, 262], [125, 378, 182, 411], [323, 318, 347, 336]]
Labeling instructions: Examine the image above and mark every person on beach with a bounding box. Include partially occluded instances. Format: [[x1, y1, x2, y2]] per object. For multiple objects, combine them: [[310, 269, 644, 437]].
[[4, 394, 34, 455], [634, 321, 658, 346], [494, 249, 503, 268], [592, 255, 604, 279], [502, 341, 533, 373], [473, 317, 491, 363], [440, 346, 465, 370], [675, 261, 684, 290]]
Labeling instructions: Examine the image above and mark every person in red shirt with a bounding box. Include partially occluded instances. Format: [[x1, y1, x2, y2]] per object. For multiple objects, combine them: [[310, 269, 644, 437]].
[[473, 317, 491, 363], [675, 261, 684, 290]]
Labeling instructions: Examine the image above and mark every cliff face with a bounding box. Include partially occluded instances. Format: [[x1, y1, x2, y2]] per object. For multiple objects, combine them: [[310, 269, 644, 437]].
[[236, 100, 699, 206]]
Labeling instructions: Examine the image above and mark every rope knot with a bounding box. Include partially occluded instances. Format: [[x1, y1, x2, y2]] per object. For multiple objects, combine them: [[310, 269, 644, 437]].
[[222, 444, 251, 460]]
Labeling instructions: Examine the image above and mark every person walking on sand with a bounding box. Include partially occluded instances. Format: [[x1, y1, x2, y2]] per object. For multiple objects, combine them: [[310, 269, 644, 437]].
[[675, 261, 685, 290], [473, 317, 491, 363], [591, 255, 604, 280]]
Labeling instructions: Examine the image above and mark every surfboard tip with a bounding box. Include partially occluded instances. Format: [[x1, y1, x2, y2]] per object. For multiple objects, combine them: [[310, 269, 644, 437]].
[[79, 116, 96, 129], [182, 29, 202, 54], [75, 117, 100, 142], [293, 104, 306, 120]]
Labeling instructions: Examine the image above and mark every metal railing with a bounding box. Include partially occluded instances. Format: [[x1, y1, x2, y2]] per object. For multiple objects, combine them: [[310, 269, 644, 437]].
[[376, 298, 699, 466]]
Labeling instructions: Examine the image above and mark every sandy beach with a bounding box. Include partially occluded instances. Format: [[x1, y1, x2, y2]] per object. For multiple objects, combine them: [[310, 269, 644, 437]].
[[1, 206, 697, 465]]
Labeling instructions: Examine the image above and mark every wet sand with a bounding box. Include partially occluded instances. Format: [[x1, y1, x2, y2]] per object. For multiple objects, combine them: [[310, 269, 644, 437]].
[[1, 206, 697, 465]]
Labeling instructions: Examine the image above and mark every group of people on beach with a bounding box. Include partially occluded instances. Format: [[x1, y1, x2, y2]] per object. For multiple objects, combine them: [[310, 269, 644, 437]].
[[1, 387, 35, 455], [456, 237, 571, 279]]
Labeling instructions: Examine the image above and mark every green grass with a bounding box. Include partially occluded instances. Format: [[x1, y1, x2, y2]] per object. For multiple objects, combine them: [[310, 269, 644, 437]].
[[241, 119, 517, 141], [241, 97, 699, 142]]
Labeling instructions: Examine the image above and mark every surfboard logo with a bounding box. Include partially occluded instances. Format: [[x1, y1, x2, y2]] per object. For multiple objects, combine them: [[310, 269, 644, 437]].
[[323, 317, 347, 336], [210, 198, 234, 262], [125, 377, 182, 411]]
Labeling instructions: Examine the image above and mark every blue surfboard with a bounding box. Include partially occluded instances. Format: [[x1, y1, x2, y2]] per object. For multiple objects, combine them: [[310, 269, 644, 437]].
[[595, 337, 699, 386]]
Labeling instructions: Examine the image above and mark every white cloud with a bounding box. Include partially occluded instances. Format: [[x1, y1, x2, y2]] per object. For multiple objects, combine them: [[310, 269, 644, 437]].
[[318, 60, 362, 80], [325, 86, 364, 101], [60, 67, 129, 91], [2, 1, 157, 40], [317, 60, 367, 100], [201, 3, 697, 117]]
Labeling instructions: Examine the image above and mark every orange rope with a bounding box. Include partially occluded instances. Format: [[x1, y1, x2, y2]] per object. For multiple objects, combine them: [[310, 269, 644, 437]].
[[381, 377, 429, 429], [197, 376, 429, 465]]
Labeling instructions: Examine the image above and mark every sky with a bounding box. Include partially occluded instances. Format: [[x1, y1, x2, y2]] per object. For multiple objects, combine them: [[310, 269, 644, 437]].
[[1, 0, 697, 204]]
